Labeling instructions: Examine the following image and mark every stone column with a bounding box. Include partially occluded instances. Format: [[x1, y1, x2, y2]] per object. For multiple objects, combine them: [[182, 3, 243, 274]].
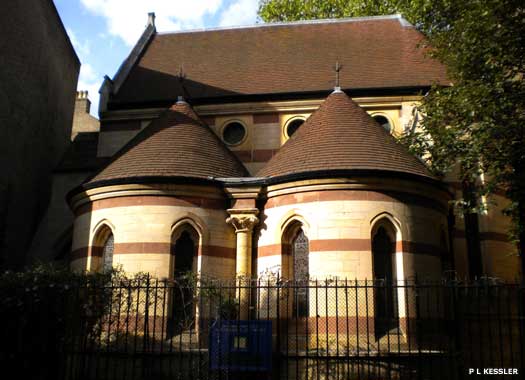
[[226, 208, 259, 319], [226, 208, 259, 277]]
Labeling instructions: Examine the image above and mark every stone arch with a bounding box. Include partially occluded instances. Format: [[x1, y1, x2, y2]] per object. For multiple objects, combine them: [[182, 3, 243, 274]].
[[281, 215, 310, 318], [280, 213, 310, 280], [370, 213, 401, 338], [171, 214, 208, 246], [90, 221, 114, 272], [370, 212, 401, 242], [168, 219, 202, 337], [170, 218, 203, 276]]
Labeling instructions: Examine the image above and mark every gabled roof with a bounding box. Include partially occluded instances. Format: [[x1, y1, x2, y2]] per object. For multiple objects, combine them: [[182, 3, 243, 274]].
[[257, 90, 435, 181], [109, 15, 449, 108], [85, 100, 248, 185]]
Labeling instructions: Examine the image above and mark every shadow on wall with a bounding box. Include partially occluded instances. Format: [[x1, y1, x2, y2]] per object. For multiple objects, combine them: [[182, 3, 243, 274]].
[[111, 67, 242, 108]]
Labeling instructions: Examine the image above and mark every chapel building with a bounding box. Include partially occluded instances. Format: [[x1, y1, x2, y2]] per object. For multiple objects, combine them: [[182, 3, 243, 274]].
[[67, 14, 520, 282]]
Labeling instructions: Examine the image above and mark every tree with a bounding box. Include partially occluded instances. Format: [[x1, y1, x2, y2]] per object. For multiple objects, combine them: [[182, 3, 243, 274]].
[[258, 0, 400, 21], [258, 0, 525, 280]]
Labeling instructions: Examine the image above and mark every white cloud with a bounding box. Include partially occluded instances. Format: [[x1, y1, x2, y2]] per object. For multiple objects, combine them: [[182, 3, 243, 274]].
[[219, 0, 258, 27], [80, 0, 223, 45], [66, 27, 101, 115], [66, 28, 91, 57], [77, 63, 101, 116]]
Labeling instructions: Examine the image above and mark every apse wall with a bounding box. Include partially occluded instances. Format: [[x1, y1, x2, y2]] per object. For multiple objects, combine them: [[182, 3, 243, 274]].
[[256, 178, 451, 282], [69, 184, 236, 279]]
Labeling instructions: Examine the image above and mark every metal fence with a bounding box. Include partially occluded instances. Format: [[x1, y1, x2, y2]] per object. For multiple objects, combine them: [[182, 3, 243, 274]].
[[1, 276, 524, 380]]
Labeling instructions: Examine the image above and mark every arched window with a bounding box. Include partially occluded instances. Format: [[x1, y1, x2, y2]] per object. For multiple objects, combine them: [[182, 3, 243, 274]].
[[169, 225, 199, 337], [282, 221, 309, 318], [292, 228, 309, 317], [101, 233, 114, 271], [285, 118, 305, 138], [373, 114, 393, 133], [173, 231, 196, 276], [372, 224, 398, 338], [91, 224, 114, 272]]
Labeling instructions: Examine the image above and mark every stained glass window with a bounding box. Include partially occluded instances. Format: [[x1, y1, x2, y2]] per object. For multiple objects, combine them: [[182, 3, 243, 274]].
[[292, 229, 309, 317], [102, 233, 114, 271]]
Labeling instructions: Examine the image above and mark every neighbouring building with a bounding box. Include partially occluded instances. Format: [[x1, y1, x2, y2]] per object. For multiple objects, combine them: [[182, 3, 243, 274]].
[[0, 0, 80, 269], [29, 91, 104, 263], [65, 14, 521, 284]]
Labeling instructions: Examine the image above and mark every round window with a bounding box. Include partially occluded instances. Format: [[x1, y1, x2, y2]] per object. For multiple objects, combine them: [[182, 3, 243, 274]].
[[222, 122, 246, 145], [286, 118, 304, 137], [373, 115, 392, 133]]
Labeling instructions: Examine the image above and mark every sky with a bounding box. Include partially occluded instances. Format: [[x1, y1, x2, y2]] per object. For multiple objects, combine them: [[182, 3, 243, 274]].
[[53, 0, 260, 116]]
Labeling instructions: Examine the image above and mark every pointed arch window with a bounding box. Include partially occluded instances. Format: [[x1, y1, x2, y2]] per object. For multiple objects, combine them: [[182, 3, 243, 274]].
[[169, 225, 199, 337], [282, 221, 309, 318], [292, 228, 309, 317], [372, 224, 398, 338]]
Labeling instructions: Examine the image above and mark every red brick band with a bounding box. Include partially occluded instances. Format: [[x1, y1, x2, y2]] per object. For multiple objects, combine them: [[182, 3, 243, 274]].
[[70, 244, 235, 261], [265, 189, 447, 214], [253, 113, 279, 124], [75, 195, 226, 216], [259, 239, 444, 258]]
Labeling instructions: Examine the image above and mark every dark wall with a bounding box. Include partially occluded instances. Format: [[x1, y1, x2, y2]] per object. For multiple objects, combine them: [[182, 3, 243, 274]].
[[0, 0, 80, 268]]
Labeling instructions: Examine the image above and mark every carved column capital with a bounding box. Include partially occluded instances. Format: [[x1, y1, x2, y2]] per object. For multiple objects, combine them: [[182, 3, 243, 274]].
[[226, 208, 259, 233]]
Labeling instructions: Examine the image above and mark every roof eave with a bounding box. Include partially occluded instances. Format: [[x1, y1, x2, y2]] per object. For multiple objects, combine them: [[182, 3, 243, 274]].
[[260, 169, 447, 190], [106, 85, 446, 111], [66, 175, 221, 205]]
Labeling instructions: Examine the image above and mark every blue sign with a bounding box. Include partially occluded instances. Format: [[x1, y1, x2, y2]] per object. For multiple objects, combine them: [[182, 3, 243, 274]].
[[210, 320, 272, 372]]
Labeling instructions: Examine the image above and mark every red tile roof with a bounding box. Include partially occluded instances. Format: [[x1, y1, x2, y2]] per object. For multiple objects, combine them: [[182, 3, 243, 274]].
[[86, 100, 248, 184], [257, 90, 435, 180], [111, 16, 448, 106]]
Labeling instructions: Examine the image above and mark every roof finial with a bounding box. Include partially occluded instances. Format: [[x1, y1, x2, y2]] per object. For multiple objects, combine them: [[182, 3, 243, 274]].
[[177, 63, 190, 100], [333, 61, 343, 93]]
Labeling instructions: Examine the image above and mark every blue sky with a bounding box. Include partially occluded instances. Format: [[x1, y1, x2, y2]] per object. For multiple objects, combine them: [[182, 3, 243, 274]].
[[54, 0, 260, 116]]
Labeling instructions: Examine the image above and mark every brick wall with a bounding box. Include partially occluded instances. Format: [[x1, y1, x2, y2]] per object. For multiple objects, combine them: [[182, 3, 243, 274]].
[[72, 91, 99, 139]]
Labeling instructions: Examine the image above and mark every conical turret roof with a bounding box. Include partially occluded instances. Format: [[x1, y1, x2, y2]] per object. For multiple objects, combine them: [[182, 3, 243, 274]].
[[87, 100, 248, 185], [258, 90, 434, 181]]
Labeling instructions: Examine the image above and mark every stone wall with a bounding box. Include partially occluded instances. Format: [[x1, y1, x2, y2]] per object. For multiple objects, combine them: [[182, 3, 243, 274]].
[[70, 185, 236, 279], [72, 91, 99, 139], [96, 97, 418, 176], [256, 178, 450, 282]]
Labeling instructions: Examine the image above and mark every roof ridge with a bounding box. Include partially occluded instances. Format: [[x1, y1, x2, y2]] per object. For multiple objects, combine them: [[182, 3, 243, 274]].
[[156, 14, 411, 36]]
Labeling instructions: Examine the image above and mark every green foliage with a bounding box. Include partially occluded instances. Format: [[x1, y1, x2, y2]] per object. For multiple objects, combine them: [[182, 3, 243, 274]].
[[258, 0, 403, 22], [258, 0, 525, 259], [403, 0, 525, 252]]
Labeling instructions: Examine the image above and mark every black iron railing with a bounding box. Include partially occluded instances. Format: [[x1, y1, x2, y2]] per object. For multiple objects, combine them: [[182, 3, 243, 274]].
[[1, 276, 524, 380]]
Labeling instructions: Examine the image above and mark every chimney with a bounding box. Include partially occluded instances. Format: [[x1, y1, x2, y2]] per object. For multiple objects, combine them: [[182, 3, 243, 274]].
[[76, 90, 91, 114], [147, 12, 156, 28]]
